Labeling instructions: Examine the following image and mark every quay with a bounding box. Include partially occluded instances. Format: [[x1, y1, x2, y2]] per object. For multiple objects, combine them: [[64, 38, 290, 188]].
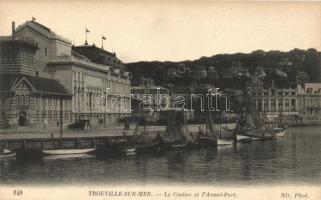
[[0, 126, 137, 159]]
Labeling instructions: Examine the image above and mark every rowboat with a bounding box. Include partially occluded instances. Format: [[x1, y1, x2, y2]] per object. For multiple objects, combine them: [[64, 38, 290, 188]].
[[170, 143, 188, 149], [217, 139, 233, 146], [42, 148, 95, 155], [0, 149, 16, 159], [236, 134, 253, 142], [272, 127, 286, 137], [125, 147, 136, 155], [43, 154, 94, 160], [42, 98, 96, 156]]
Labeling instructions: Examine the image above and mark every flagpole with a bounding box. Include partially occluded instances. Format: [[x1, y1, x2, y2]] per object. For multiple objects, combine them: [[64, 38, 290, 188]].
[[85, 29, 88, 45], [102, 37, 104, 49], [102, 35, 106, 49]]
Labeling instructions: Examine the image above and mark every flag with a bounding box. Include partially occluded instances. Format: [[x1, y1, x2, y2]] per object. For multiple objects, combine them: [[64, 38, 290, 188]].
[[102, 35, 106, 40], [32, 16, 36, 21], [275, 68, 287, 77], [86, 28, 90, 33]]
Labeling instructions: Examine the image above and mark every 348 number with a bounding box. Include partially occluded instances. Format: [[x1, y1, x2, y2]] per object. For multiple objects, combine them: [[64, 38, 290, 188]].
[[13, 189, 23, 196]]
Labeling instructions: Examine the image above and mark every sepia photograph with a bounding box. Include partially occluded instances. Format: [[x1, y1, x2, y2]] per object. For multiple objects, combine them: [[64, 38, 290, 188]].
[[0, 1, 320, 199]]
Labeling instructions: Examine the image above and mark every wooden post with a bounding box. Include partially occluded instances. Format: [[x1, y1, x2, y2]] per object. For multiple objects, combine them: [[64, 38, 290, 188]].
[[22, 140, 26, 151], [92, 138, 96, 148], [41, 140, 44, 150], [5, 141, 9, 149], [75, 138, 79, 148]]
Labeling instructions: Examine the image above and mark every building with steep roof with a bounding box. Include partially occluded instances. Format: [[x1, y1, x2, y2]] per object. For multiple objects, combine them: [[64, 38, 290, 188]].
[[12, 20, 131, 127], [0, 36, 71, 128]]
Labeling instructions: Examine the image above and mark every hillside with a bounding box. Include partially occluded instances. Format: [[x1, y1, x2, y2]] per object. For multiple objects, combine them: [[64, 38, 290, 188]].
[[125, 48, 321, 88]]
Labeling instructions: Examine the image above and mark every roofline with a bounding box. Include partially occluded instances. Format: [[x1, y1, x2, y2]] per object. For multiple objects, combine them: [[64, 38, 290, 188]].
[[73, 45, 117, 58], [15, 21, 72, 44], [47, 60, 129, 80]]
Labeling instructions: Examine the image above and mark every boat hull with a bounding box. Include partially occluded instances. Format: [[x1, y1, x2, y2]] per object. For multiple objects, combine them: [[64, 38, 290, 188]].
[[272, 128, 287, 137], [212, 123, 237, 139], [42, 148, 95, 155], [124, 141, 161, 155], [275, 131, 286, 137], [0, 152, 16, 158], [197, 136, 217, 147], [217, 139, 234, 146], [161, 142, 190, 151]]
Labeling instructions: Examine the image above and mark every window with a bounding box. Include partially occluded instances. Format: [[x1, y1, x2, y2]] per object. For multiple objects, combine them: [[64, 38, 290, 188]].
[[45, 48, 47, 56], [0, 95, 4, 105], [278, 99, 283, 111], [285, 99, 290, 111], [26, 95, 29, 104], [50, 72, 56, 79], [0, 111, 5, 121], [42, 98, 46, 106], [291, 99, 296, 111], [264, 99, 268, 111], [271, 99, 276, 111], [22, 95, 25, 104], [16, 95, 20, 104], [257, 99, 262, 112]]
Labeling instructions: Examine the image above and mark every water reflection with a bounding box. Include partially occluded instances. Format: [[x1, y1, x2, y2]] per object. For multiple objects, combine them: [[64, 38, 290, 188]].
[[0, 126, 321, 185]]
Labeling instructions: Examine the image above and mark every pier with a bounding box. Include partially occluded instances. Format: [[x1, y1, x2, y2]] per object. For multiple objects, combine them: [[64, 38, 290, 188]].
[[0, 135, 134, 159]]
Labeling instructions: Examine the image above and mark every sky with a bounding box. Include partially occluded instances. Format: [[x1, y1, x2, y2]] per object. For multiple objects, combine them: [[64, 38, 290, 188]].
[[1, 0, 321, 63]]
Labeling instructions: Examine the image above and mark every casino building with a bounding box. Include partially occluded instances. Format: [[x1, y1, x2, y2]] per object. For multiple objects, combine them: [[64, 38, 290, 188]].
[[0, 20, 131, 129]]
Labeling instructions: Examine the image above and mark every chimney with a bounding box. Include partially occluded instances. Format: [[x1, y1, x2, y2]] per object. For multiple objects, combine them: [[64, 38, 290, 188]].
[[12, 21, 15, 40]]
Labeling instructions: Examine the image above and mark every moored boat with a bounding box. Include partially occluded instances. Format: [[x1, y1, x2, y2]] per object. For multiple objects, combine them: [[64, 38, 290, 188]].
[[272, 127, 286, 137], [161, 110, 194, 150], [42, 97, 96, 156], [42, 148, 95, 155], [217, 139, 234, 146], [124, 140, 161, 155], [0, 149, 16, 159], [43, 153, 94, 160], [236, 134, 253, 142]]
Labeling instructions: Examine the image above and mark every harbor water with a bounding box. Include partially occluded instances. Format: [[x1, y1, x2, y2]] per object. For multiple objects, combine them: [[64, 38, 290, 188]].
[[0, 126, 320, 185]]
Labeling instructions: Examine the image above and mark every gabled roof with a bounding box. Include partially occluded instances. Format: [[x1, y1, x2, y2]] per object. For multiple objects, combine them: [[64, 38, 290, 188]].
[[15, 20, 71, 44], [0, 74, 71, 96], [0, 74, 18, 91]]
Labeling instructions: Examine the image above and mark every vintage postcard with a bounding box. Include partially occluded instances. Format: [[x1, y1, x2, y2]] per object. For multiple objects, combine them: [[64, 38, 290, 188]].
[[0, 0, 321, 200]]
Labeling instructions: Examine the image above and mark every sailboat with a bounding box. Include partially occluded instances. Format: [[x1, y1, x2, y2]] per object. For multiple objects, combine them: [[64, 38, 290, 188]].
[[197, 109, 217, 147], [161, 110, 194, 150], [196, 86, 234, 147], [123, 116, 161, 155], [42, 98, 95, 155], [236, 90, 275, 142]]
